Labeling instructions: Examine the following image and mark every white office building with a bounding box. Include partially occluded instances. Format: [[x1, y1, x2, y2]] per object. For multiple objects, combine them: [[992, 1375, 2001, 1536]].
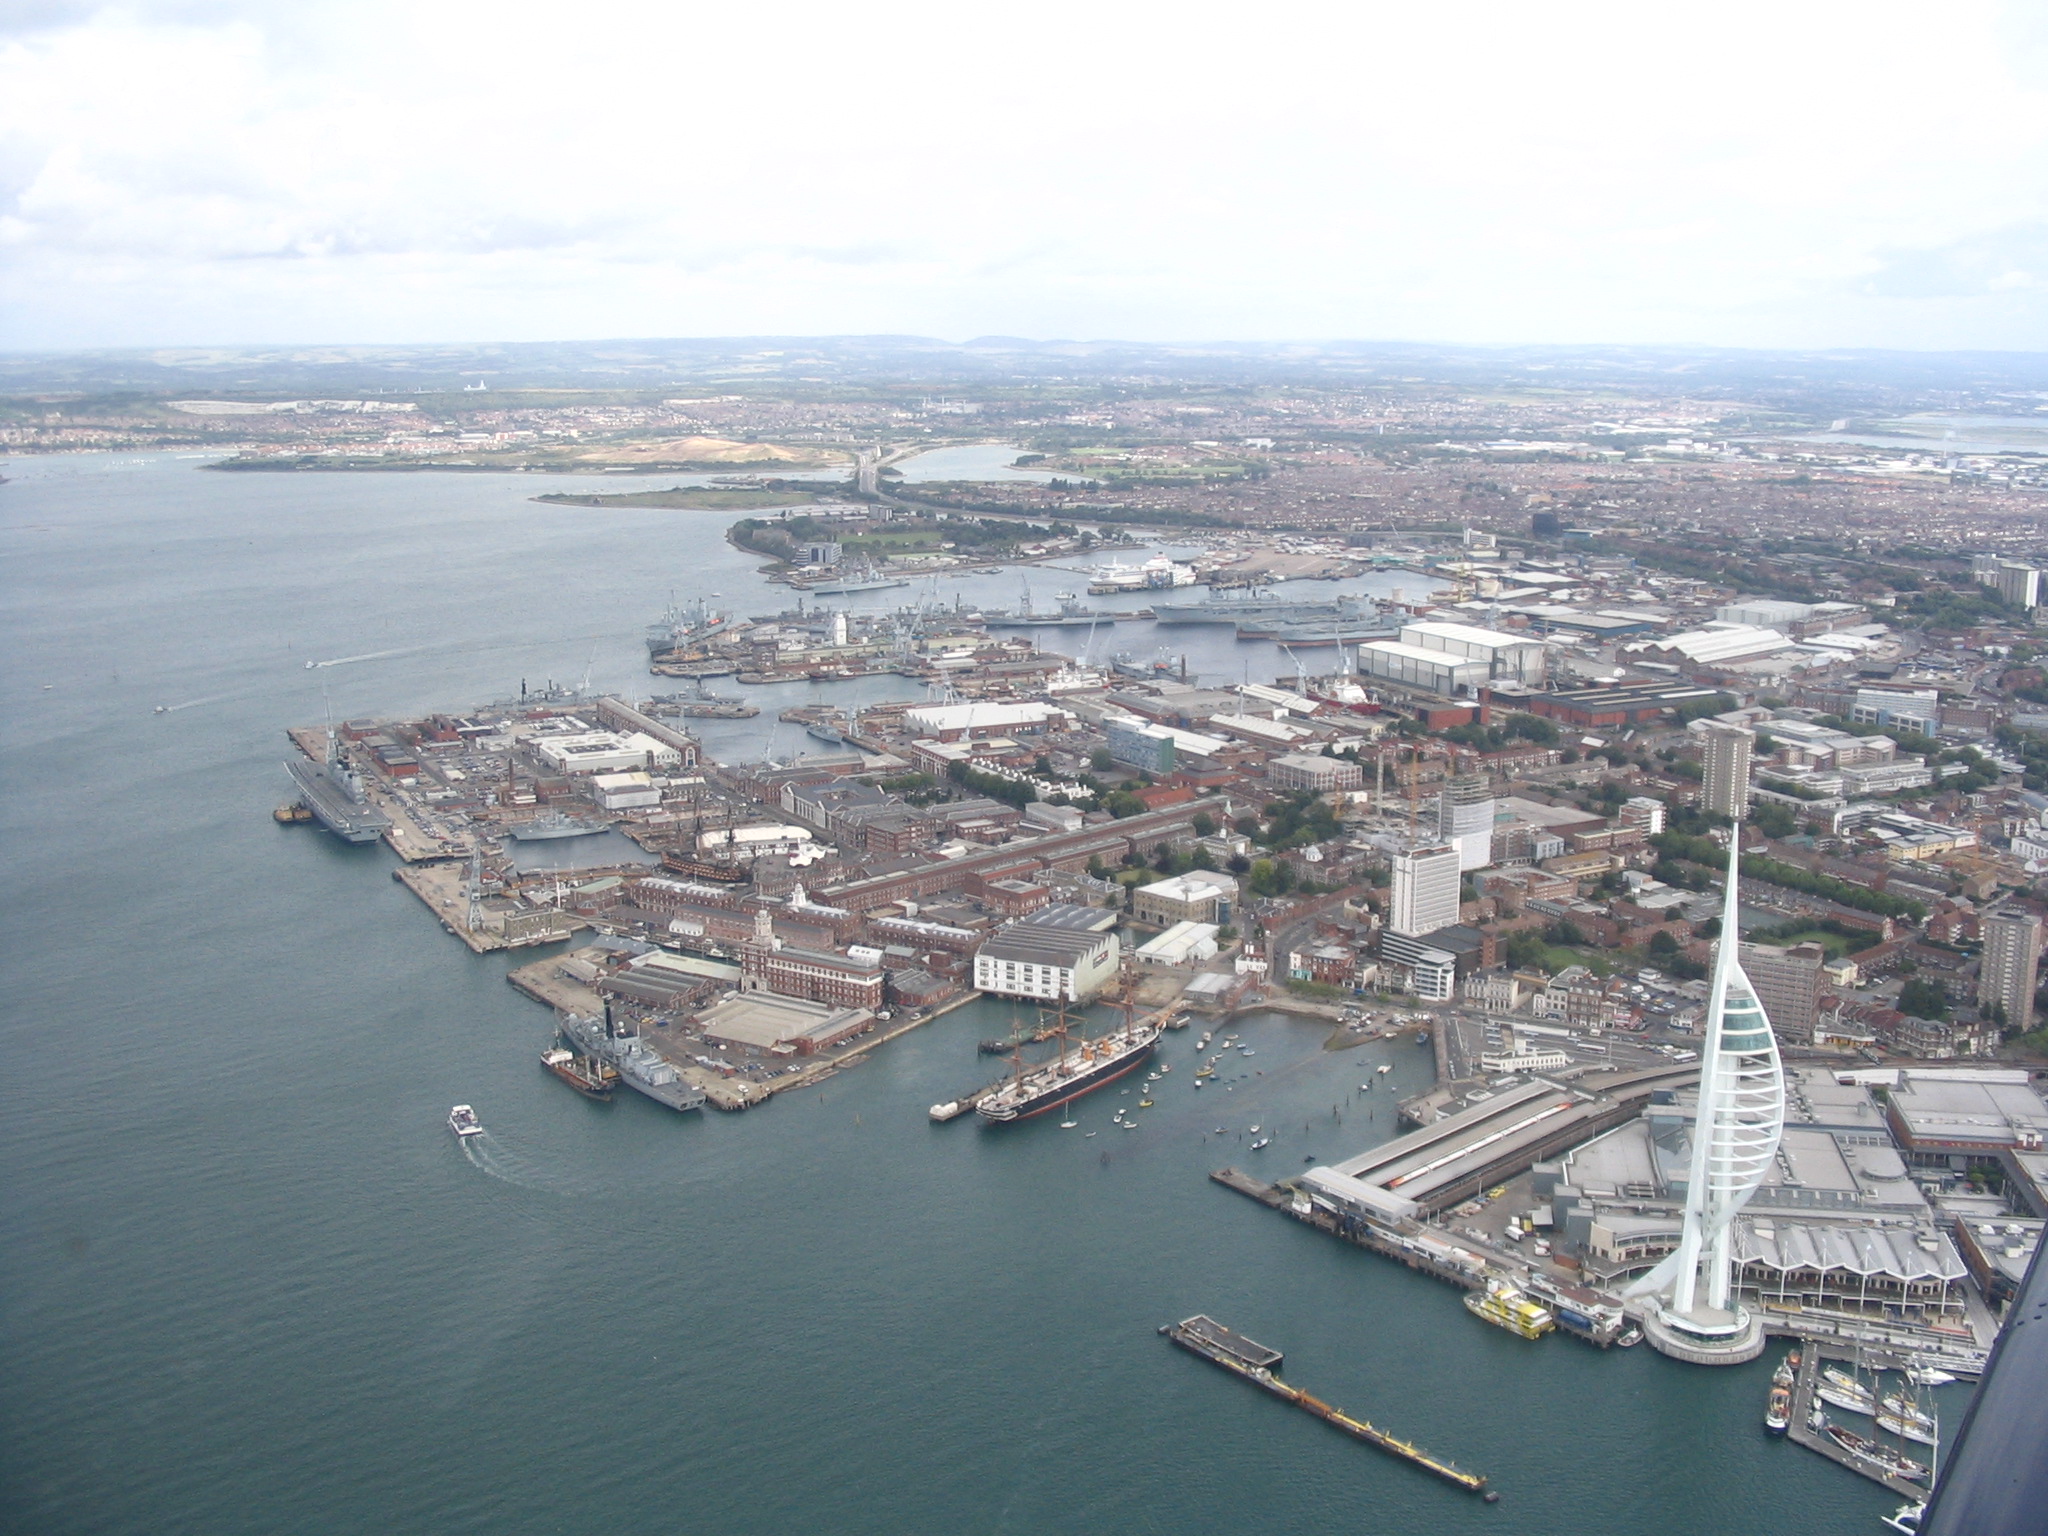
[[1390, 843, 1461, 938]]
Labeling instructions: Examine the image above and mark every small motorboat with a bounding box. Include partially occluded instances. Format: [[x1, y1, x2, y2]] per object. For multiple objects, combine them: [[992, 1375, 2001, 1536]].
[[447, 1104, 483, 1139], [1139, 1098, 1155, 1108], [1250, 1137, 1271, 1150], [1614, 1325, 1642, 1348], [1059, 1118, 1078, 1129], [1377, 1063, 1393, 1075]]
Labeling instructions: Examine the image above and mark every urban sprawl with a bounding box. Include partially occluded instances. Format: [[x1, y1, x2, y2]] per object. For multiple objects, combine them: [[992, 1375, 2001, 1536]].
[[45, 348, 2048, 1509]]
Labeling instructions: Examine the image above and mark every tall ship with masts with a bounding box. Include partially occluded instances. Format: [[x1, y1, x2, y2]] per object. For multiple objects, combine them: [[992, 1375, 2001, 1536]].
[[976, 995, 1178, 1123]]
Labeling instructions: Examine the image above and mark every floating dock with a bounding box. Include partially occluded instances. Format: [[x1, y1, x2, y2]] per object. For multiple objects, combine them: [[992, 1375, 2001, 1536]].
[[1783, 1345, 1927, 1500], [1161, 1315, 1490, 1496]]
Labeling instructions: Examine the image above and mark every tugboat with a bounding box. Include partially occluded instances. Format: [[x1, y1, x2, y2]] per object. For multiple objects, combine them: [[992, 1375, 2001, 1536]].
[[447, 1104, 483, 1139]]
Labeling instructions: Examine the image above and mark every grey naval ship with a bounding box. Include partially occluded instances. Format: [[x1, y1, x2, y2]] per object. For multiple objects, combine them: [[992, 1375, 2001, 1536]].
[[558, 1008, 707, 1112], [1151, 591, 1378, 626], [284, 736, 392, 844]]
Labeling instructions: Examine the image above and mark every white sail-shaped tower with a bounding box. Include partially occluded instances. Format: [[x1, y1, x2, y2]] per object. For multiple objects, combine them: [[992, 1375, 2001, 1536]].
[[1631, 833, 1785, 1364]]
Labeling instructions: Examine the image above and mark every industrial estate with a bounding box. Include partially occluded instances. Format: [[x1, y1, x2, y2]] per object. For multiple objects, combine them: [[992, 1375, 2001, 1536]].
[[132, 345, 2048, 1518]]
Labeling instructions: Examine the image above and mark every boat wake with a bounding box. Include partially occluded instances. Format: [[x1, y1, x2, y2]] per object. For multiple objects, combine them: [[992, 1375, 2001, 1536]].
[[304, 630, 623, 673], [306, 646, 431, 670], [459, 1130, 565, 1192], [153, 693, 238, 714]]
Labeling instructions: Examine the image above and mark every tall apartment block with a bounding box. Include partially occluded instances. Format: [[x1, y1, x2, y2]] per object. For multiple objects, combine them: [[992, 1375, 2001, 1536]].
[[1697, 721, 1754, 821], [1737, 940, 1825, 1046], [1979, 908, 2043, 1035]]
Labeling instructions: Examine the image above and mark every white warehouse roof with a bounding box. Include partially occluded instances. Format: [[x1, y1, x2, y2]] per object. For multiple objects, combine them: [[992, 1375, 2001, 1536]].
[[1401, 620, 1543, 653], [903, 701, 1070, 733]]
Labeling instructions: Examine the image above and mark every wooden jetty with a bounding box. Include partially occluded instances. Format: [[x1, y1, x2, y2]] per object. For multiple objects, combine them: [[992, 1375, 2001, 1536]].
[[1162, 1316, 1492, 1497]]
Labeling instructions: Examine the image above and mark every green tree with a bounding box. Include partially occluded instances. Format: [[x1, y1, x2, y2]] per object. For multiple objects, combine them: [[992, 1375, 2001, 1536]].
[[1897, 978, 1951, 1021]]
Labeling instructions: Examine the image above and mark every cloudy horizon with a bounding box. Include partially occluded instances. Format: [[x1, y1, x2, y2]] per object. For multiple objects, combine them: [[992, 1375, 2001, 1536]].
[[5, 0, 2048, 356]]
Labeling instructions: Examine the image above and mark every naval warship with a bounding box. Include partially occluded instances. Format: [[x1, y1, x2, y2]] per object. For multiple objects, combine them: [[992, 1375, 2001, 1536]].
[[558, 1009, 707, 1113], [505, 810, 615, 841], [283, 735, 392, 845], [1152, 591, 1375, 626], [982, 587, 1118, 629]]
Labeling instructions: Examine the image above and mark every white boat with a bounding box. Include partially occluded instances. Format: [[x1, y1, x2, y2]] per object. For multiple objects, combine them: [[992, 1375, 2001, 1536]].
[[1818, 1366, 1877, 1417], [1377, 1063, 1393, 1074], [1906, 1366, 1956, 1387], [1816, 1381, 1875, 1416], [1250, 1137, 1271, 1150], [1877, 1411, 1938, 1448], [447, 1104, 483, 1138], [1882, 1503, 1924, 1535], [1880, 1392, 1936, 1433]]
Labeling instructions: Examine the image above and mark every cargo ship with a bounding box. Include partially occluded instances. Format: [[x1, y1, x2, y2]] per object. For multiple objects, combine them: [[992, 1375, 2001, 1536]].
[[558, 1009, 706, 1113], [1462, 1279, 1554, 1339], [976, 1003, 1174, 1123], [540, 1046, 618, 1099]]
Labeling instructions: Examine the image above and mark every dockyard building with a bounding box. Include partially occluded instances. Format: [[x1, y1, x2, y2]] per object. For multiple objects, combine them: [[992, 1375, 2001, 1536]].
[[1132, 870, 1237, 927], [973, 904, 1120, 1002]]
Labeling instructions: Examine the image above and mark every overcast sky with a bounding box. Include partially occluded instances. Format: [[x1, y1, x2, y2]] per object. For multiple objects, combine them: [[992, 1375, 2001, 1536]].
[[4, 0, 2048, 354]]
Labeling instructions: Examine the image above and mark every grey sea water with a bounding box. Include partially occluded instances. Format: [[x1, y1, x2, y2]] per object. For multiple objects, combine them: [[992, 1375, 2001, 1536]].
[[0, 455, 1898, 1534]]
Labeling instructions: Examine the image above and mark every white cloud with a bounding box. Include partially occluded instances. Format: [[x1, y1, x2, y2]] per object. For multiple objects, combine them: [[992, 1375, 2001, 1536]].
[[3, 0, 2047, 349]]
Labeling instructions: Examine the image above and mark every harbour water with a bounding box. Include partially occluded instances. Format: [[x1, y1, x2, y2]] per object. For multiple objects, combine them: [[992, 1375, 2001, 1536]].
[[0, 455, 1895, 1533]]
